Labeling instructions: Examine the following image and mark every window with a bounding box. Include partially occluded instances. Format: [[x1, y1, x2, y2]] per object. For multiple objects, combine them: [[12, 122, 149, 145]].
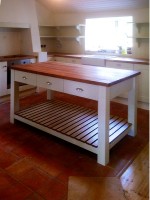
[[85, 16, 133, 54]]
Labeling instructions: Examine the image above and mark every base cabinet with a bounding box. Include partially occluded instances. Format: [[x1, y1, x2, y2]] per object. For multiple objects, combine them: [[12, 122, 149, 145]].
[[54, 56, 81, 64], [0, 62, 8, 96], [106, 61, 133, 98], [106, 60, 149, 103], [134, 64, 149, 103]]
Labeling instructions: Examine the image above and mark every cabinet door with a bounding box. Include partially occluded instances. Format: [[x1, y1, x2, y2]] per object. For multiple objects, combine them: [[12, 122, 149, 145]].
[[134, 64, 149, 103], [29, 58, 36, 64], [106, 61, 133, 70], [65, 58, 81, 64], [0, 62, 7, 96], [106, 61, 133, 98], [54, 57, 66, 62]]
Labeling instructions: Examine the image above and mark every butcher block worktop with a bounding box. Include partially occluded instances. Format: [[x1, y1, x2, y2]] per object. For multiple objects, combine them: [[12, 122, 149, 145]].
[[0, 55, 37, 62], [48, 53, 149, 65], [11, 61, 140, 86]]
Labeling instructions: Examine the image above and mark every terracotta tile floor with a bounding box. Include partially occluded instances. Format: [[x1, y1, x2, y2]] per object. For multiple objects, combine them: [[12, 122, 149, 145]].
[[0, 91, 149, 200]]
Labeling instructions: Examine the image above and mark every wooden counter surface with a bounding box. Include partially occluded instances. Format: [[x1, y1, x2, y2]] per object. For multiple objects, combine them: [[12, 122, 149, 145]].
[[48, 53, 149, 65], [11, 61, 140, 87], [0, 55, 37, 62], [105, 57, 149, 65]]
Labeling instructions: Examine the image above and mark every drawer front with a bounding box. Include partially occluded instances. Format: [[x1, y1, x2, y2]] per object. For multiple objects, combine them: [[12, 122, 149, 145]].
[[64, 80, 98, 100], [37, 74, 64, 92], [134, 64, 149, 71], [15, 71, 36, 85], [106, 61, 133, 69]]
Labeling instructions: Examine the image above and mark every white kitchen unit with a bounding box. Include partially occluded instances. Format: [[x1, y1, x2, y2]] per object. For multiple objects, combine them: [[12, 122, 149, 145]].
[[106, 60, 134, 98], [133, 64, 149, 103], [81, 55, 106, 67], [29, 58, 37, 64], [0, 62, 8, 96], [106, 60, 133, 70], [54, 56, 81, 64], [48, 56, 54, 61], [10, 62, 140, 166]]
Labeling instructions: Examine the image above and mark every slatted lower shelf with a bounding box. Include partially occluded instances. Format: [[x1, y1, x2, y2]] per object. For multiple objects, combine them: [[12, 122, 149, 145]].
[[15, 100, 131, 151]]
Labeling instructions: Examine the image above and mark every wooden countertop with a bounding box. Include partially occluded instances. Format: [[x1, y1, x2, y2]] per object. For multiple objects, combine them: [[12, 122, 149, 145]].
[[48, 53, 149, 65], [105, 57, 149, 65], [11, 61, 140, 87], [0, 55, 37, 62]]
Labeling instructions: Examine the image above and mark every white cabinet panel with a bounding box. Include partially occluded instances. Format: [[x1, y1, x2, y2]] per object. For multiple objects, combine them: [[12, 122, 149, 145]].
[[37, 75, 63, 92], [0, 62, 7, 96], [106, 60, 133, 98], [106, 61, 133, 69], [54, 56, 81, 64], [134, 64, 149, 103], [54, 57, 66, 62], [15, 71, 36, 86], [64, 80, 98, 100], [65, 58, 81, 64]]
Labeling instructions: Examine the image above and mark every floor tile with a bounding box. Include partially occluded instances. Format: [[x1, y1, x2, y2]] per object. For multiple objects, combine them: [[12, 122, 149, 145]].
[[21, 168, 67, 200], [0, 183, 32, 200], [6, 158, 35, 179], [0, 147, 20, 169], [25, 193, 45, 200], [0, 170, 17, 190]]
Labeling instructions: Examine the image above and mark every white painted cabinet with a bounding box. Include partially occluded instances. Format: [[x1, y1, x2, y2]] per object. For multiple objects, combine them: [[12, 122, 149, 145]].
[[0, 62, 8, 96], [54, 56, 66, 62], [64, 80, 98, 100], [15, 71, 37, 86], [29, 58, 36, 64], [106, 60, 133, 98], [54, 56, 81, 64], [134, 64, 149, 103], [37, 74, 63, 92], [106, 61, 133, 70]]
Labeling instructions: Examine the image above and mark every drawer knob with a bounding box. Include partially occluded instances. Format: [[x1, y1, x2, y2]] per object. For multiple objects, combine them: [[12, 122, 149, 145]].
[[22, 76, 27, 80], [76, 87, 84, 92], [47, 82, 52, 85]]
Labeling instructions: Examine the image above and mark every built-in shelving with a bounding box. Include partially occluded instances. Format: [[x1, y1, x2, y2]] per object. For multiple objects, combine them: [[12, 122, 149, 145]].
[[0, 22, 30, 28], [127, 22, 149, 47], [39, 24, 85, 49]]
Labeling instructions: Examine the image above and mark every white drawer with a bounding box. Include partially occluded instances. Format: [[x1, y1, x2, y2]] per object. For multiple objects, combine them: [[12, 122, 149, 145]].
[[64, 80, 98, 100], [15, 70, 36, 85], [106, 61, 133, 69], [37, 74, 64, 92]]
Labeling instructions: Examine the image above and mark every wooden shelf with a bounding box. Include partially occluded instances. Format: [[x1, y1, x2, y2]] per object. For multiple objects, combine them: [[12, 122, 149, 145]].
[[0, 22, 30, 29], [14, 100, 131, 151], [39, 24, 85, 46]]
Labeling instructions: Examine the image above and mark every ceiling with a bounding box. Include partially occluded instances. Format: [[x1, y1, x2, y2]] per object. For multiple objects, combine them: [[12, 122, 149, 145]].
[[36, 0, 149, 13]]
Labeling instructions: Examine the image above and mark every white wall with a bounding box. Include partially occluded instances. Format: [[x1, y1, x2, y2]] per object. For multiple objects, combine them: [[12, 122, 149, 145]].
[[48, 8, 149, 58], [35, 1, 54, 25], [0, 0, 41, 54], [52, 8, 149, 58], [53, 8, 149, 25]]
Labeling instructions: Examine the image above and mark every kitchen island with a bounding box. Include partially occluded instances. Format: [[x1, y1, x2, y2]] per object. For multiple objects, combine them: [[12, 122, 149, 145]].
[[10, 61, 140, 166]]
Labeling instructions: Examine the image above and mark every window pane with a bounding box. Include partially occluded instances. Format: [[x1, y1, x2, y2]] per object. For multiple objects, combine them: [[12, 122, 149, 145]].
[[85, 16, 133, 54]]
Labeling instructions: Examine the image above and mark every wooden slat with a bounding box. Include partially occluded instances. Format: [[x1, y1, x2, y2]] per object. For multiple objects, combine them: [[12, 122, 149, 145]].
[[51, 110, 96, 131], [16, 100, 131, 148], [24, 101, 83, 122]]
